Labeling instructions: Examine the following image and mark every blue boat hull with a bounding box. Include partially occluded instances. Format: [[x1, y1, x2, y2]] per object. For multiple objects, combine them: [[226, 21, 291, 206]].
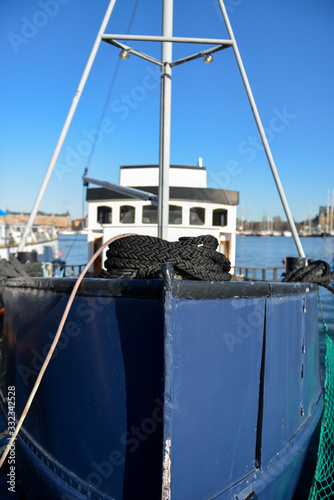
[[0, 270, 323, 499]]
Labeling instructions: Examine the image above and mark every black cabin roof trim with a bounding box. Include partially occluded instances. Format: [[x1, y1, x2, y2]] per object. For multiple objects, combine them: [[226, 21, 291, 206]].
[[86, 186, 239, 206]]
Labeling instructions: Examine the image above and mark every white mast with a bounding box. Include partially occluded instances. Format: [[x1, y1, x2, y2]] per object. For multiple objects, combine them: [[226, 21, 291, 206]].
[[241, 203, 244, 230], [326, 189, 330, 233], [331, 190, 334, 234]]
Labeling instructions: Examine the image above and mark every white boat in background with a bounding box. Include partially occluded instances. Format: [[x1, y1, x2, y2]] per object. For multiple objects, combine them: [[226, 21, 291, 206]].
[[0, 223, 58, 261], [258, 230, 271, 237], [283, 230, 293, 237], [58, 229, 88, 236], [85, 161, 238, 276], [58, 230, 77, 236]]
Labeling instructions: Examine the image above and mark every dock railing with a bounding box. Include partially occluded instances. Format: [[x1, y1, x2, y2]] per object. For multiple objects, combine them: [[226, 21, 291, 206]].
[[232, 265, 285, 282], [54, 263, 285, 281], [53, 263, 87, 278]]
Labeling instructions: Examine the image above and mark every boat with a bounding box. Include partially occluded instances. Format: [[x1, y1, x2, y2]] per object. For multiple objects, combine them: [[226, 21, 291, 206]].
[[0, 269, 323, 500], [0, 1, 325, 499], [321, 232, 334, 238], [85, 161, 238, 276], [0, 208, 58, 262], [0, 222, 58, 262]]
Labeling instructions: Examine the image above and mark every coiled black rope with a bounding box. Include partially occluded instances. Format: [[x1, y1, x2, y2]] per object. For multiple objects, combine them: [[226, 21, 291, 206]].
[[0, 256, 43, 281], [98, 234, 231, 281], [282, 259, 334, 293]]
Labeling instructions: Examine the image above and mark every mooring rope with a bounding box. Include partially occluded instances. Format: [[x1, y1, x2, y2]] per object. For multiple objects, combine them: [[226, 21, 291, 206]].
[[99, 234, 232, 281], [0, 256, 43, 281], [282, 259, 334, 293]]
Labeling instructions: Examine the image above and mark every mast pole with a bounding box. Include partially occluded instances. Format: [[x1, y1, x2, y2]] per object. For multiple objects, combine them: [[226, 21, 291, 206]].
[[217, 0, 305, 258], [158, 0, 173, 240], [17, 0, 118, 253], [331, 190, 334, 234], [326, 189, 330, 233]]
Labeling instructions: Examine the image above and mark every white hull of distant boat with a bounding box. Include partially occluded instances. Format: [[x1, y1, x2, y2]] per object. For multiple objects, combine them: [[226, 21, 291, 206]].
[[0, 224, 58, 261]]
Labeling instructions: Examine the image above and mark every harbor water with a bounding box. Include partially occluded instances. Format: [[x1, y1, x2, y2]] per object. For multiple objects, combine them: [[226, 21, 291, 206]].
[[0, 234, 333, 499]]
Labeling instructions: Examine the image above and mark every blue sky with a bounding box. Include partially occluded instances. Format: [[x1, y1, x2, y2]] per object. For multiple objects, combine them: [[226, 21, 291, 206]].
[[1, 0, 333, 222]]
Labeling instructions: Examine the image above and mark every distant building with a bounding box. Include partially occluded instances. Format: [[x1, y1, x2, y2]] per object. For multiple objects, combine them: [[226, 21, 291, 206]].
[[72, 219, 86, 231], [3, 211, 72, 230]]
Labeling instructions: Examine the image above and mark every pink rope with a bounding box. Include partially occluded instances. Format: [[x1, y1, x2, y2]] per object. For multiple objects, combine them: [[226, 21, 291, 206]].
[[0, 233, 133, 468]]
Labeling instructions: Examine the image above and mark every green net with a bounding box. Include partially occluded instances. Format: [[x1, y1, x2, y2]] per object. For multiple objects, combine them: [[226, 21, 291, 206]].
[[309, 326, 334, 499]]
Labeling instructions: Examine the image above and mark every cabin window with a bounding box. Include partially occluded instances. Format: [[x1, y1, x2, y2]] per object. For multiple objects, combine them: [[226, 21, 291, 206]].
[[142, 205, 158, 224], [169, 205, 182, 224], [120, 205, 135, 224], [97, 206, 112, 224], [190, 207, 205, 225], [212, 209, 228, 227]]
